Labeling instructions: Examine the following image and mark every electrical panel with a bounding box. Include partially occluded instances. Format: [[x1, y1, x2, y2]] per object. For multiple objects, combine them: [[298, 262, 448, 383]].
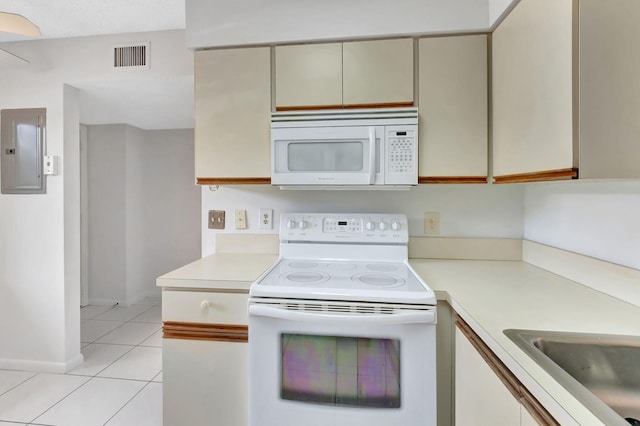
[[1, 108, 47, 194]]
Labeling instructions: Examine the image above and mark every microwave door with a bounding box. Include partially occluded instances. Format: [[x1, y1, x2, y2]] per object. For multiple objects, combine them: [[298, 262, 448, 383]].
[[272, 126, 378, 186]]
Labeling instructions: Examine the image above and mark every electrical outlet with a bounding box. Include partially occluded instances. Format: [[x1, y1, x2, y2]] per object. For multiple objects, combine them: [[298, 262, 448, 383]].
[[208, 210, 225, 229], [235, 209, 247, 229], [259, 208, 273, 229], [424, 212, 441, 235]]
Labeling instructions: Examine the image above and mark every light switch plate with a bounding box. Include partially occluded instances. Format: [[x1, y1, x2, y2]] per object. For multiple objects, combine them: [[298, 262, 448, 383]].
[[208, 210, 225, 229], [235, 209, 247, 229]]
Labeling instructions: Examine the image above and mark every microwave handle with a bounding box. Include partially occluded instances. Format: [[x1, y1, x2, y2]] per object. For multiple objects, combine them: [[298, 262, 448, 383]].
[[368, 127, 376, 184], [249, 304, 436, 325]]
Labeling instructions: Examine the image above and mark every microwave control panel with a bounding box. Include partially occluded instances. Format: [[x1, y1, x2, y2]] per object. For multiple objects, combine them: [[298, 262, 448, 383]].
[[386, 127, 417, 184]]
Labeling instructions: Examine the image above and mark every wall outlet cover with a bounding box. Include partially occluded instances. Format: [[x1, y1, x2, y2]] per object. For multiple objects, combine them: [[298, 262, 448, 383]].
[[424, 211, 441, 235], [259, 208, 273, 229]]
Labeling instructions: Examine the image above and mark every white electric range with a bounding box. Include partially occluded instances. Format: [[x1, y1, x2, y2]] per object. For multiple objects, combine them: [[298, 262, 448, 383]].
[[248, 213, 437, 426]]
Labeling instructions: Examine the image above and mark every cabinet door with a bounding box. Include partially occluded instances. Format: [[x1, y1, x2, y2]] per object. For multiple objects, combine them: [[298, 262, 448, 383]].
[[492, 0, 575, 181], [194, 47, 271, 182], [342, 38, 414, 106], [579, 0, 640, 179], [164, 338, 248, 426], [275, 43, 343, 109], [521, 405, 541, 426], [418, 35, 487, 182], [455, 327, 521, 426]]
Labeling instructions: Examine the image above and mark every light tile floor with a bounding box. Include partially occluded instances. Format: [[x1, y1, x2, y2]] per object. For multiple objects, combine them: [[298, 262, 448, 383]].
[[0, 297, 163, 426]]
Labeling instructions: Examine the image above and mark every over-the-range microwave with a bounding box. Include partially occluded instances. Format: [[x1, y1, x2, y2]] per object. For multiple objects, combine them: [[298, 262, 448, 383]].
[[271, 108, 418, 189]]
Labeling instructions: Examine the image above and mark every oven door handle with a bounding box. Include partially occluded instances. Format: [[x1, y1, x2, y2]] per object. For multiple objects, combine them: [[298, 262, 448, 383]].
[[249, 304, 435, 325]]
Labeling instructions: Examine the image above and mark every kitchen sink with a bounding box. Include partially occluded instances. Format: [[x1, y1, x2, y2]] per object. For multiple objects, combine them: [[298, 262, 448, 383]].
[[504, 329, 640, 426]]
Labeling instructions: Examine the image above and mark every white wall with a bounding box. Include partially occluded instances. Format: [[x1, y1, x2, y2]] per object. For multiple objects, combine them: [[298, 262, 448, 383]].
[[125, 128, 201, 302], [201, 184, 525, 255], [87, 125, 128, 303], [87, 125, 201, 305], [186, 0, 490, 48], [0, 30, 192, 371], [524, 180, 640, 270]]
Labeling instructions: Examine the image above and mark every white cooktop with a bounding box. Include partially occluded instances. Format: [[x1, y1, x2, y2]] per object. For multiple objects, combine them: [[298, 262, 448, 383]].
[[251, 258, 435, 305], [250, 213, 436, 305]]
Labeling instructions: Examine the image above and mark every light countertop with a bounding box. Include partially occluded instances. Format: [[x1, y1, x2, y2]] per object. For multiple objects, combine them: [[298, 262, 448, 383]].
[[410, 259, 640, 426], [157, 253, 640, 425], [156, 253, 278, 291]]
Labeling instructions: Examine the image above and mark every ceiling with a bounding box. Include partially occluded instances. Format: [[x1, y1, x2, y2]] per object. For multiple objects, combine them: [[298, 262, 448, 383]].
[[0, 0, 192, 130], [0, 0, 185, 42]]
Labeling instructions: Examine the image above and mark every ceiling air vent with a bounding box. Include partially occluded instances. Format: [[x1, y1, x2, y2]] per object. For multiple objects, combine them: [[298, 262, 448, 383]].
[[113, 42, 150, 69]]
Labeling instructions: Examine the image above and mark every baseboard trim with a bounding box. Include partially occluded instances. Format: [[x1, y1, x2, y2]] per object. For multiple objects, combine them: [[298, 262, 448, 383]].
[[0, 352, 84, 374], [523, 240, 640, 308]]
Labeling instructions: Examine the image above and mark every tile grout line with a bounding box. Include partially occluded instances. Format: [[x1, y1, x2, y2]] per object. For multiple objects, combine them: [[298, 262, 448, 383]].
[[27, 375, 91, 425], [0, 301, 162, 426], [101, 380, 154, 426], [0, 371, 37, 399]]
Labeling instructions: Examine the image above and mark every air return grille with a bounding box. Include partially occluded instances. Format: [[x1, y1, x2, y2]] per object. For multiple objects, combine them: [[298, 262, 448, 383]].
[[113, 42, 149, 69]]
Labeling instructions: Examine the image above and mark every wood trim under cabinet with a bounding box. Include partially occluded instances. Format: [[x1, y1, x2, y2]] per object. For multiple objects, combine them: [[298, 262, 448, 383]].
[[275, 102, 414, 112], [419, 176, 488, 184], [493, 168, 578, 184], [455, 316, 560, 426], [196, 177, 271, 185], [163, 322, 248, 343]]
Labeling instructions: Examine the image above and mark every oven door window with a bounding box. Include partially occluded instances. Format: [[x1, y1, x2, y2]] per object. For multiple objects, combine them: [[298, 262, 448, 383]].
[[280, 334, 401, 408]]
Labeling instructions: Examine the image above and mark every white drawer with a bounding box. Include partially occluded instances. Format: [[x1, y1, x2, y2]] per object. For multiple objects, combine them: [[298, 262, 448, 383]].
[[162, 290, 249, 325]]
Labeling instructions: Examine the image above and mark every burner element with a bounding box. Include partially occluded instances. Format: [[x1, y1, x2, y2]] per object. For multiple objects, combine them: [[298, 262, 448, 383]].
[[352, 273, 405, 288], [288, 262, 319, 269], [283, 271, 329, 284], [366, 264, 398, 272]]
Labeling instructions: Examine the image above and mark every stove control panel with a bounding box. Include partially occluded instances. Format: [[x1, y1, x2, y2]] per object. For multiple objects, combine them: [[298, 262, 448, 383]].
[[280, 213, 407, 243]]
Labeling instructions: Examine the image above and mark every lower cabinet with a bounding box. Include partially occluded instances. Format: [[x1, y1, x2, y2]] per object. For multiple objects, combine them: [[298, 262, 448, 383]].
[[162, 289, 249, 426], [455, 317, 558, 426]]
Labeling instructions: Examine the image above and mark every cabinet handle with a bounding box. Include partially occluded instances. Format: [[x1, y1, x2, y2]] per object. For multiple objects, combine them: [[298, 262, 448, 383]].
[[200, 300, 213, 311]]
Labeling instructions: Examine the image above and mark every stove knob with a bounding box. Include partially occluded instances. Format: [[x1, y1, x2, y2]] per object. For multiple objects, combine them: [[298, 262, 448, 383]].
[[298, 220, 307, 229], [378, 221, 388, 231], [286, 219, 297, 229], [366, 221, 376, 231], [391, 222, 401, 231]]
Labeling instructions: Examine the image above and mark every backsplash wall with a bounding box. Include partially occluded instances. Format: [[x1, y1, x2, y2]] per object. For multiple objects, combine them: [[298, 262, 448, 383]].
[[524, 180, 640, 270], [201, 184, 525, 255]]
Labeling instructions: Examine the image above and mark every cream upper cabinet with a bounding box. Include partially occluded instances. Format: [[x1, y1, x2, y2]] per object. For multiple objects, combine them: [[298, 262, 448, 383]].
[[275, 43, 343, 109], [275, 38, 413, 109], [579, 0, 640, 179], [493, 0, 640, 182], [342, 39, 414, 106], [194, 47, 271, 183], [418, 35, 488, 182], [492, 0, 574, 181]]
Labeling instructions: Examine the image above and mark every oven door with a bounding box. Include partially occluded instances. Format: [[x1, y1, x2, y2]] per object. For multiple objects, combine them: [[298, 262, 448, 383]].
[[248, 301, 436, 426], [271, 126, 384, 186]]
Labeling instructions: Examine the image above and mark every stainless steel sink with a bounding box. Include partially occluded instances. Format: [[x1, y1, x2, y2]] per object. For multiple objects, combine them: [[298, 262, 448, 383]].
[[504, 329, 640, 426]]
